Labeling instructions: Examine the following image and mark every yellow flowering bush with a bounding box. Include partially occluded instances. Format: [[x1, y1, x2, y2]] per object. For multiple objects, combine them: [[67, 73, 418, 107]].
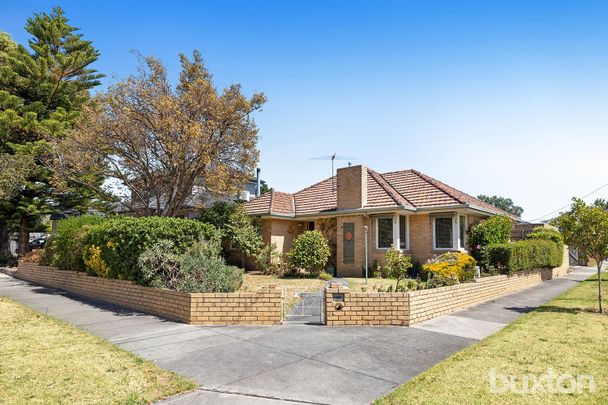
[[424, 252, 476, 282], [83, 245, 110, 278]]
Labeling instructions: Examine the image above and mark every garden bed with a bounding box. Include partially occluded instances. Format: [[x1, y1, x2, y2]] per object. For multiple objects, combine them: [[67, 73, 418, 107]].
[[326, 249, 570, 326], [240, 274, 401, 293]]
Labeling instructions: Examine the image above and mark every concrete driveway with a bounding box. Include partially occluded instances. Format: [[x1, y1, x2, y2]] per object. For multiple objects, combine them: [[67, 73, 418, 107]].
[[0, 267, 594, 405]]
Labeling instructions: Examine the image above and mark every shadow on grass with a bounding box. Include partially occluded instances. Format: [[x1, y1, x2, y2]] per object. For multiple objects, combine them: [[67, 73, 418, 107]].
[[505, 304, 605, 315]]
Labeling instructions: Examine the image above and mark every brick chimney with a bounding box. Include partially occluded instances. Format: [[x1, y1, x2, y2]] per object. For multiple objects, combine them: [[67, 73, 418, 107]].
[[337, 165, 367, 209]]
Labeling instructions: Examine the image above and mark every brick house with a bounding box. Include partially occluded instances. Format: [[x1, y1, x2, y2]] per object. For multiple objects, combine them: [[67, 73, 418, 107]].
[[244, 165, 513, 277]]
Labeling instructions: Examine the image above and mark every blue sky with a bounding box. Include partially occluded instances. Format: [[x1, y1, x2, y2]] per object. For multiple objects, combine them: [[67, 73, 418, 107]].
[[2, 0, 608, 220]]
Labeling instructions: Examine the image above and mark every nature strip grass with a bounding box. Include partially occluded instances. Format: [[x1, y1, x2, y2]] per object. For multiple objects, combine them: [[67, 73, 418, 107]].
[[0, 296, 197, 404], [376, 273, 608, 405]]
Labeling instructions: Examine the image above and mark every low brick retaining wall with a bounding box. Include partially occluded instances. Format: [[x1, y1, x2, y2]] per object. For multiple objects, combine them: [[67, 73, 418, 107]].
[[326, 247, 570, 326], [325, 287, 409, 326], [11, 261, 281, 325]]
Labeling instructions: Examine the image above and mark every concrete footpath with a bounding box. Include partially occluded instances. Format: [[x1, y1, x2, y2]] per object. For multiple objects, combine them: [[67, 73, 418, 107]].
[[0, 267, 594, 405]]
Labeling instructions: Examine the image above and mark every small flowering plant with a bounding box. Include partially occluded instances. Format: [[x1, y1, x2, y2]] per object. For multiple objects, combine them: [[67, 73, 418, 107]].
[[423, 252, 477, 283]]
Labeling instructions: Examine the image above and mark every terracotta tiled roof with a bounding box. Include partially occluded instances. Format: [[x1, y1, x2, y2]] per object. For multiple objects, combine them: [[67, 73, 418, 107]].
[[271, 191, 295, 215], [294, 177, 337, 214], [244, 167, 512, 217], [367, 170, 413, 208], [381, 170, 460, 207], [244, 190, 295, 216], [244, 192, 273, 215], [409, 169, 513, 216]]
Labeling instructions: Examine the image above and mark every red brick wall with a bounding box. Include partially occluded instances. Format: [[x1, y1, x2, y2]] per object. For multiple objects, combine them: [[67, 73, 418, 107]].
[[14, 261, 281, 325]]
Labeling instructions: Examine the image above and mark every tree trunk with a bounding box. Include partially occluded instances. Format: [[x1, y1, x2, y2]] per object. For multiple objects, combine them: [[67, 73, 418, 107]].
[[0, 224, 11, 258], [17, 216, 29, 256], [598, 261, 604, 314]]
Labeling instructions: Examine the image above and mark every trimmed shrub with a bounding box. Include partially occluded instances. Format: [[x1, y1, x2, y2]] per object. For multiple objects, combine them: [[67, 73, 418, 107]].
[[288, 230, 331, 276], [467, 215, 511, 260], [138, 238, 243, 293], [83, 216, 217, 282], [527, 227, 564, 246], [43, 215, 106, 271], [424, 252, 477, 282], [486, 239, 563, 274]]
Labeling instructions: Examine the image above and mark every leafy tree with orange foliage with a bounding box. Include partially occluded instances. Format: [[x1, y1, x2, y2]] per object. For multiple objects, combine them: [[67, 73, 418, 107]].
[[56, 51, 265, 217]]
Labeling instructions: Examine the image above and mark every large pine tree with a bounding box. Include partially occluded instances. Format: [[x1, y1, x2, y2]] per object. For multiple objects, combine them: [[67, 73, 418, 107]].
[[0, 7, 103, 257]]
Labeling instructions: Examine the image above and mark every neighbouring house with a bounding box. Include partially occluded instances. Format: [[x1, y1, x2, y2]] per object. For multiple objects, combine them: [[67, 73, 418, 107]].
[[510, 222, 554, 241], [116, 168, 264, 218], [245, 165, 515, 277]]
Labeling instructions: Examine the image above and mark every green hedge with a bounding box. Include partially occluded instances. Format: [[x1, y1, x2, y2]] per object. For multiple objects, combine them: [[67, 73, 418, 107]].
[[526, 227, 564, 246], [82, 217, 217, 283], [486, 239, 563, 274], [43, 215, 107, 271]]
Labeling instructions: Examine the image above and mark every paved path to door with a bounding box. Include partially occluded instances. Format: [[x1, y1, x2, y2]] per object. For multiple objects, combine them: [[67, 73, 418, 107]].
[[0, 267, 594, 405]]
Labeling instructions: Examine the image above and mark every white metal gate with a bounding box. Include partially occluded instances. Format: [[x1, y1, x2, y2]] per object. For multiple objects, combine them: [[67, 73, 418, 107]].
[[282, 288, 325, 324]]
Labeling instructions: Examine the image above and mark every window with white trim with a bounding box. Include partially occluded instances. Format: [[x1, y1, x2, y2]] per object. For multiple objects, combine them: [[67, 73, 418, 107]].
[[399, 216, 407, 249], [459, 215, 467, 249], [434, 217, 453, 249], [377, 218, 393, 249], [376, 215, 408, 250]]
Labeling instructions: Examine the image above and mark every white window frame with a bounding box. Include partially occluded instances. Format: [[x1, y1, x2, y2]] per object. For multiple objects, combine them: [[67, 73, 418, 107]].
[[432, 215, 455, 250], [375, 217, 393, 250], [458, 214, 467, 250], [433, 214, 469, 251], [398, 214, 410, 250], [375, 214, 409, 251]]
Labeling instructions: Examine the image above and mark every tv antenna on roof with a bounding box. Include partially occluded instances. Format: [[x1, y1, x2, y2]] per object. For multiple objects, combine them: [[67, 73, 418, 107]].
[[308, 153, 357, 178]]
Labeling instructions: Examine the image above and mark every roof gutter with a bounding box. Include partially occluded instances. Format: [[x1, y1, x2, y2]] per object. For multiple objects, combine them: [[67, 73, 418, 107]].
[[254, 204, 508, 220], [260, 205, 415, 220]]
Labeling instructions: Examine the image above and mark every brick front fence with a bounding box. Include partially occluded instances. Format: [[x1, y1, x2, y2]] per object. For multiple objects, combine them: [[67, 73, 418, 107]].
[[326, 246, 570, 326], [11, 261, 281, 325]]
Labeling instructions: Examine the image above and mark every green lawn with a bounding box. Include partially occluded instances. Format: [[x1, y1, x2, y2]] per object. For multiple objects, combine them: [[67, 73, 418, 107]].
[[376, 272, 608, 405], [0, 296, 196, 404], [240, 273, 400, 292]]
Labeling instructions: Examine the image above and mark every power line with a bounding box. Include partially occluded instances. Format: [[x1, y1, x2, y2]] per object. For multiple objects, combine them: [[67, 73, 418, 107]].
[[529, 181, 608, 222]]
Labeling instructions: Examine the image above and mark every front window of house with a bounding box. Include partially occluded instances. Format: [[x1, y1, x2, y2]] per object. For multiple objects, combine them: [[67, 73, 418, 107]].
[[434, 217, 453, 249], [376, 216, 408, 249], [377, 218, 393, 248], [459, 215, 466, 249], [399, 216, 407, 249]]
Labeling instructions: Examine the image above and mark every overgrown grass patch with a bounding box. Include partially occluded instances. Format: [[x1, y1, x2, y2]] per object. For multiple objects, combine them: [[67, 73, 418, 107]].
[[376, 273, 608, 404], [0, 296, 196, 404]]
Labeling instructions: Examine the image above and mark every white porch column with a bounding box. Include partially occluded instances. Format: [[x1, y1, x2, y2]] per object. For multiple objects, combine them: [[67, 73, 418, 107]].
[[454, 215, 460, 250], [393, 213, 400, 250]]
